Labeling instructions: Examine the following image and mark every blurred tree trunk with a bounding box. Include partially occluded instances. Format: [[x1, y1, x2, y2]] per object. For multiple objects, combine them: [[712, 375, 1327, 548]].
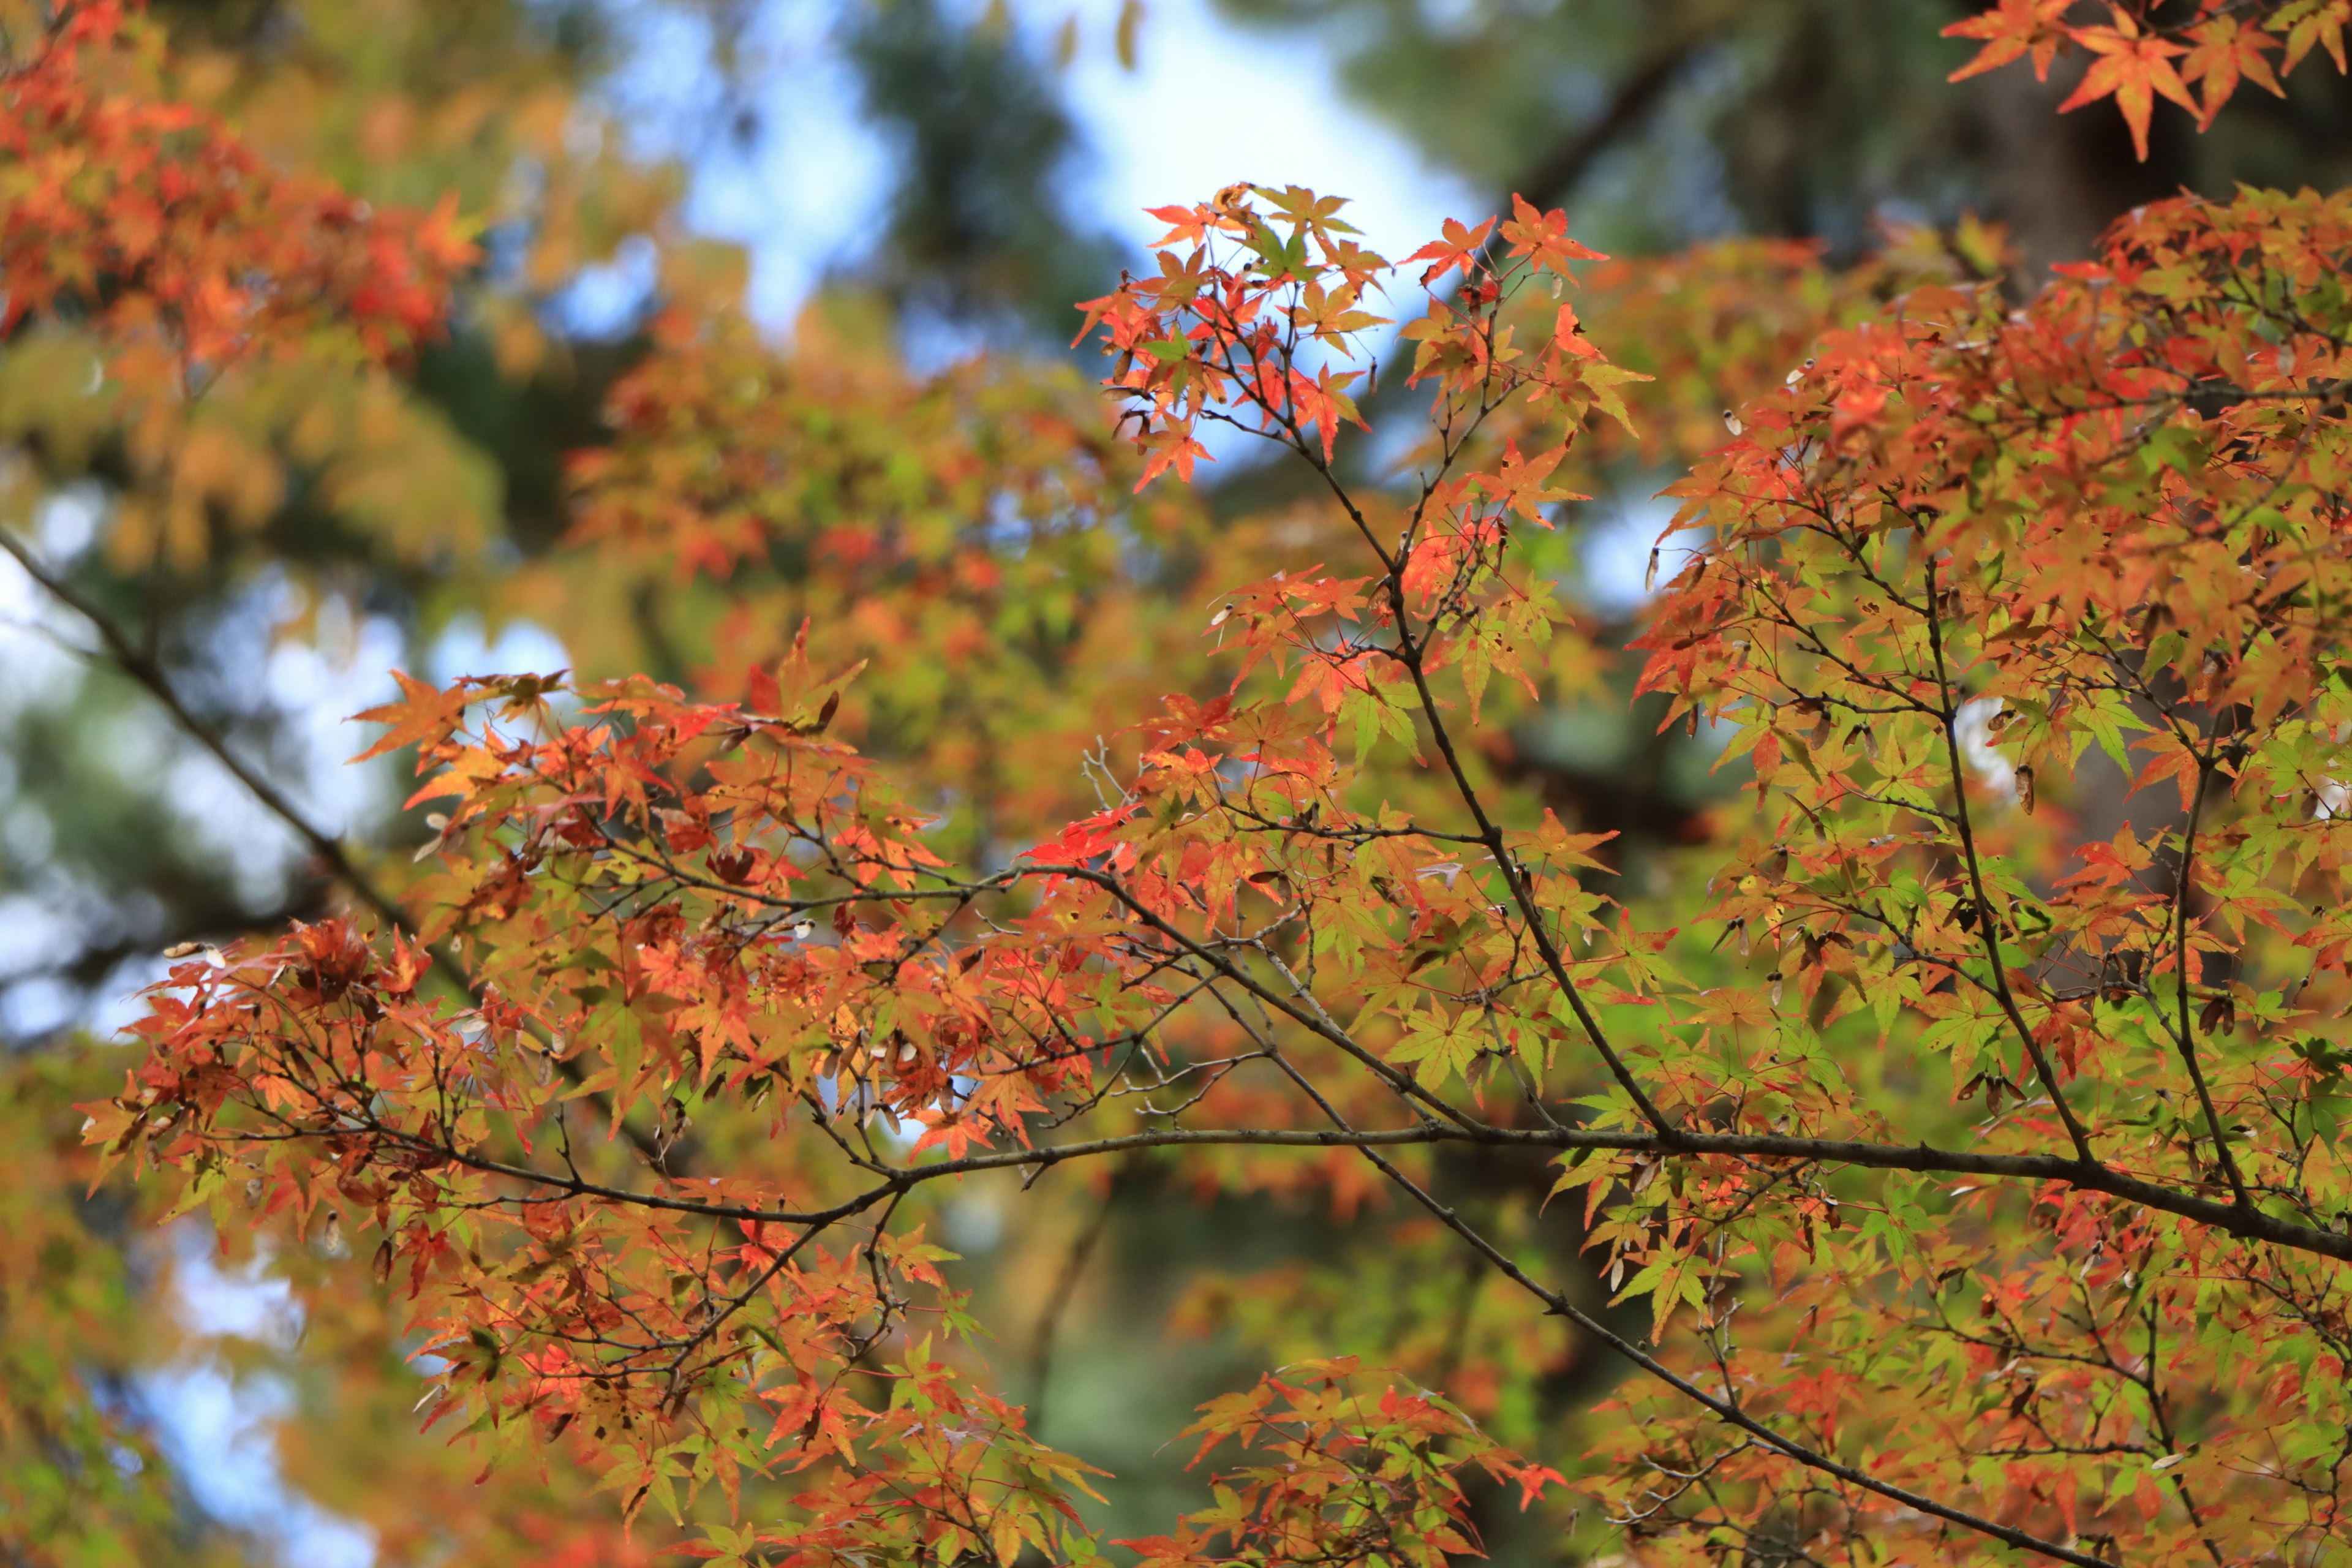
[[1958, 20, 2197, 279]]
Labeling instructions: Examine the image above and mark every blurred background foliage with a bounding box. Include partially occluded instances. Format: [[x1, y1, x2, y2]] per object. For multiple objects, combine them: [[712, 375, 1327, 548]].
[[3, 0, 2349, 1562]]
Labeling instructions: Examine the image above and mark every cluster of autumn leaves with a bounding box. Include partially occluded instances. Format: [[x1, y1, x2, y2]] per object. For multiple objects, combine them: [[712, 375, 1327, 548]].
[[0, 0, 479, 570], [18, 1, 2352, 1564], [1946, 0, 2352, 160]]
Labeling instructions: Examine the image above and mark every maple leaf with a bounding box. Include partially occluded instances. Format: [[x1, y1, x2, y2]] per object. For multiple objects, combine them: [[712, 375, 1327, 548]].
[[1143, 201, 1223, 248], [1942, 0, 2074, 82], [2182, 16, 2285, 125], [1477, 437, 1577, 522], [350, 668, 477, 763], [1499, 193, 1605, 276], [1402, 214, 1497, 285], [2274, 0, 2352, 75], [2057, 9, 2198, 160], [1551, 301, 1602, 361]]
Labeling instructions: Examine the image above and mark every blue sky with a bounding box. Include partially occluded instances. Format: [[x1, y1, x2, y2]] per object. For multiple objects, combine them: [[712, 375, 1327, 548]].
[[577, 0, 1483, 331]]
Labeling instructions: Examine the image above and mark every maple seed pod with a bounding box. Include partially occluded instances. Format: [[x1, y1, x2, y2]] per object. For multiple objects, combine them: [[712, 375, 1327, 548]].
[[1645, 547, 1660, 594], [2016, 764, 2036, 815], [1549, 273, 1564, 299], [1768, 972, 1784, 1007], [1722, 409, 1743, 436]]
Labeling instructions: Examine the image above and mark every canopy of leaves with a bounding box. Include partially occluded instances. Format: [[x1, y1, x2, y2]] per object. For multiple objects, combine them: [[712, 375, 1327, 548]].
[[9, 2, 2352, 1567]]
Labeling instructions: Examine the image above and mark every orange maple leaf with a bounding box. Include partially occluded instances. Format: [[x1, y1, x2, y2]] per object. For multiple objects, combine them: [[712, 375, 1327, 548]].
[[349, 669, 476, 764], [2057, 10, 2198, 161], [1498, 194, 1605, 276], [1942, 0, 2074, 83], [2182, 17, 2285, 126], [1403, 215, 1496, 285]]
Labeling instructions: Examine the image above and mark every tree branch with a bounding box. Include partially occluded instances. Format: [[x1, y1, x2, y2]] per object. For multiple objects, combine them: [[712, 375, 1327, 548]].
[[226, 1106, 2352, 1266], [0, 530, 669, 1161], [0, 529, 408, 936], [2170, 755, 2251, 1207], [1921, 554, 2101, 1163]]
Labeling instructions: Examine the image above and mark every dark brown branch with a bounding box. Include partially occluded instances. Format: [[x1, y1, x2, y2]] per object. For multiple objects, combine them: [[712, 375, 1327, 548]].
[[1921, 554, 2100, 1164], [0, 529, 410, 937], [2170, 756, 2252, 1207], [238, 1107, 2352, 1267]]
